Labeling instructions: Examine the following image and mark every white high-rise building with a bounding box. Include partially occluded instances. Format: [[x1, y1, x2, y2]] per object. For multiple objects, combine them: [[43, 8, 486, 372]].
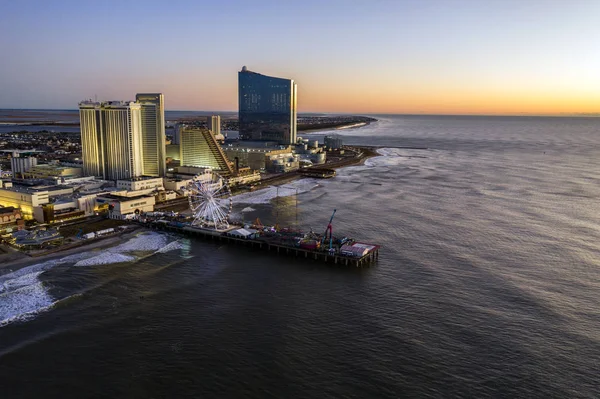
[[206, 115, 221, 136], [79, 101, 143, 181], [136, 93, 166, 177], [10, 156, 38, 178]]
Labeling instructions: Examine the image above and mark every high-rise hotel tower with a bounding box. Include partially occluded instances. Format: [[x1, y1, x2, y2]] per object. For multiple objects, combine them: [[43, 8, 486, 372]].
[[136, 93, 166, 177], [79, 93, 166, 181], [238, 66, 297, 145], [79, 101, 144, 181], [206, 115, 221, 137]]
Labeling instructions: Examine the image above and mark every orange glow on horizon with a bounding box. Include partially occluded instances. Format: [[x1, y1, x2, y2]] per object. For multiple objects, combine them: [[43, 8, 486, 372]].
[[127, 69, 600, 116]]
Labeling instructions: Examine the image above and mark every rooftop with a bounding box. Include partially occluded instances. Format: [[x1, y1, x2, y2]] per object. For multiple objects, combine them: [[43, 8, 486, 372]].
[[97, 193, 155, 202]]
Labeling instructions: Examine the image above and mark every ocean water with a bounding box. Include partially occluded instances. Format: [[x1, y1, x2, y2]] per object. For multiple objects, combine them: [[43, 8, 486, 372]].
[[1, 115, 600, 398]]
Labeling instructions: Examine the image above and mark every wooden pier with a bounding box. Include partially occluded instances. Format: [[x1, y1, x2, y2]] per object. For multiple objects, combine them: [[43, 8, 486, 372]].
[[150, 223, 380, 267]]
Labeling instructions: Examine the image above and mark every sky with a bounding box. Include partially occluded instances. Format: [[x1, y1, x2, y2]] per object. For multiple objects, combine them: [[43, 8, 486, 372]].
[[1, 0, 599, 115]]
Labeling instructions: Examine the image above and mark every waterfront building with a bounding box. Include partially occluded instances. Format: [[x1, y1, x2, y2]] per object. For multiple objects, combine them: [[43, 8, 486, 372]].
[[79, 101, 143, 181], [324, 135, 343, 149], [238, 66, 297, 145], [179, 127, 235, 176], [0, 207, 24, 232], [169, 165, 260, 187], [96, 193, 156, 220], [136, 93, 166, 177], [265, 152, 300, 173], [294, 140, 327, 165], [33, 198, 85, 224]]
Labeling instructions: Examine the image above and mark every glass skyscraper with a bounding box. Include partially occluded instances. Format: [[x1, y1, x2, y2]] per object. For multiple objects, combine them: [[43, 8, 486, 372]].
[[238, 66, 297, 145]]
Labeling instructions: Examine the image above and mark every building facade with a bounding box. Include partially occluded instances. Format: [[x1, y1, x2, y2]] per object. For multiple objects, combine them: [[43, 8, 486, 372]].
[[96, 194, 156, 220], [79, 101, 144, 181], [136, 93, 166, 177], [10, 156, 37, 178], [238, 66, 297, 145], [116, 177, 164, 191], [179, 127, 235, 175], [24, 164, 83, 179], [207, 115, 221, 136]]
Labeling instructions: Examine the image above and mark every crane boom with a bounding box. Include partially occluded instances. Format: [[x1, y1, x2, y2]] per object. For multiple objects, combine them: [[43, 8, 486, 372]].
[[322, 209, 337, 249]]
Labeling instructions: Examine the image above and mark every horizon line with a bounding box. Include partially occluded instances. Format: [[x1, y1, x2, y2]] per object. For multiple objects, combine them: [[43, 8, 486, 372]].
[[1, 108, 600, 118]]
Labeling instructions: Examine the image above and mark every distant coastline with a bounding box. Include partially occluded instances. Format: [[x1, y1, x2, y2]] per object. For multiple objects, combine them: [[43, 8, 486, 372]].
[[297, 116, 377, 133]]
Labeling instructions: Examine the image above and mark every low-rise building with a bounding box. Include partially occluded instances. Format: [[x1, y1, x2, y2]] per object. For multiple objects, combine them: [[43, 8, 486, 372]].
[[265, 153, 299, 173], [24, 164, 83, 179], [324, 135, 343, 149], [0, 182, 74, 220], [0, 206, 24, 232], [96, 194, 156, 220], [227, 170, 261, 186], [33, 198, 85, 224], [164, 178, 193, 191], [224, 145, 292, 171], [155, 190, 178, 202], [116, 176, 164, 191]]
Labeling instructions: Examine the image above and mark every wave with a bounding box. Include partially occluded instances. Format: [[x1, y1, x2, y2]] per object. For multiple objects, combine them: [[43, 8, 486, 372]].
[[362, 147, 429, 168], [1, 231, 184, 327], [0, 270, 54, 327], [74, 253, 136, 267], [112, 232, 169, 252], [154, 240, 185, 254]]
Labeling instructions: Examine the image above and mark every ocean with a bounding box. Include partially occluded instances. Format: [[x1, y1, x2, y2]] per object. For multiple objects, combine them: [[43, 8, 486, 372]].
[[1, 114, 600, 398]]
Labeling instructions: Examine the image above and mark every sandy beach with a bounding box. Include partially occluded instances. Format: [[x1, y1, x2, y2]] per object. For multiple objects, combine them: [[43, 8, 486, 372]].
[[0, 227, 145, 276]]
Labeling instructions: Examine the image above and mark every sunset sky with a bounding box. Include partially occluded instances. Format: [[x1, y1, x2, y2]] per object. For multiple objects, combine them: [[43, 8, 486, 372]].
[[1, 0, 599, 115]]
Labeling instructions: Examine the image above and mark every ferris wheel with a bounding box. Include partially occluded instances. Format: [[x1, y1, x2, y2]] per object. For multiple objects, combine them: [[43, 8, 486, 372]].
[[187, 170, 232, 229]]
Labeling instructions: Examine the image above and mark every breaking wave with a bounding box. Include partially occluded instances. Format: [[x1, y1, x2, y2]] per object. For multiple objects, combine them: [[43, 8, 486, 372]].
[[0, 270, 54, 327], [1, 231, 183, 327]]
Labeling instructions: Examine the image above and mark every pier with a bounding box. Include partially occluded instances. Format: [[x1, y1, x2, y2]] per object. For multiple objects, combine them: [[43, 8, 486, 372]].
[[149, 222, 380, 267]]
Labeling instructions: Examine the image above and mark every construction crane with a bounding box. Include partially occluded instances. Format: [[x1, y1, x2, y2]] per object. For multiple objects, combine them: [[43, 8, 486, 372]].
[[321, 209, 336, 250]]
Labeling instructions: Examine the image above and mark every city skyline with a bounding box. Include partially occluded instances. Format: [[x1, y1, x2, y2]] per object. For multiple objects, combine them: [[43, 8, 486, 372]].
[[1, 1, 600, 115]]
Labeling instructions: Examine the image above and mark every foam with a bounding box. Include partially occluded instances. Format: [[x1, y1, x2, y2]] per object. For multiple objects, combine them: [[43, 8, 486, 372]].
[[0, 231, 182, 326], [112, 232, 168, 252], [0, 270, 54, 327], [241, 207, 256, 213], [155, 240, 185, 254], [74, 253, 136, 267]]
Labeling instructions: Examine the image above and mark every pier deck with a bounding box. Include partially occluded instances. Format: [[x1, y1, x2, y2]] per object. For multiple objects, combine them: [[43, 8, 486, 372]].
[[150, 223, 380, 267]]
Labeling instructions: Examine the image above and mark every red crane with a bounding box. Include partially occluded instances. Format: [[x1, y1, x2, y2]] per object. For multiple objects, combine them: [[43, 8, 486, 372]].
[[321, 209, 337, 250]]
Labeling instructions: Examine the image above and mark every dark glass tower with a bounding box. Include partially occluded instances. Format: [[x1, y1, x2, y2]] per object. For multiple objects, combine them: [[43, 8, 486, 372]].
[[238, 66, 297, 144]]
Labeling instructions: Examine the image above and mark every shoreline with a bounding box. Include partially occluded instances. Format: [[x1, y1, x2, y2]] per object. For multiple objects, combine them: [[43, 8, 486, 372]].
[[0, 146, 384, 272], [0, 227, 146, 275], [298, 120, 374, 134], [247, 145, 380, 189]]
